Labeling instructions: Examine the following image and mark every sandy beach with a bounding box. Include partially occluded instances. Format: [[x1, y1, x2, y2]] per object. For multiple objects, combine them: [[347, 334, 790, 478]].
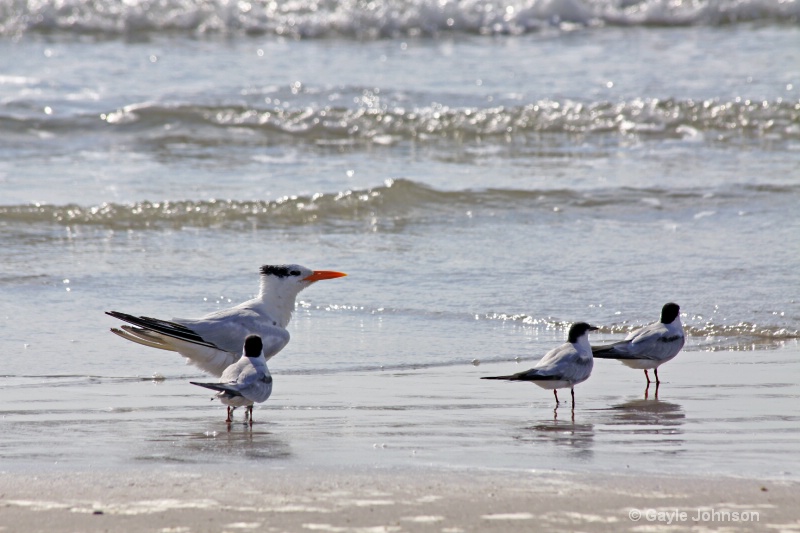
[[2, 466, 798, 533]]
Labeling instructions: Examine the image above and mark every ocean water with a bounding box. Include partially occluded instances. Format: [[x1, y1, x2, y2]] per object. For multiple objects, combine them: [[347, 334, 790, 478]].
[[1, 0, 799, 480]]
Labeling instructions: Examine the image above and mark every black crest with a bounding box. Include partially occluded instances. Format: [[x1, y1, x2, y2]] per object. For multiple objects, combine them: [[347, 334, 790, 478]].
[[259, 265, 302, 278]]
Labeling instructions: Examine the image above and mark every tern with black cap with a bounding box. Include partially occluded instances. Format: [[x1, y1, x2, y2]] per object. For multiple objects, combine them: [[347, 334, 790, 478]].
[[191, 334, 271, 425], [482, 322, 599, 408], [592, 303, 684, 385]]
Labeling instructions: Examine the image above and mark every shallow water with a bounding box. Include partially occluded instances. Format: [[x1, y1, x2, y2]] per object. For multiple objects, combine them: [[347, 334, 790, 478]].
[[2, 337, 799, 480], [1, 0, 799, 479]]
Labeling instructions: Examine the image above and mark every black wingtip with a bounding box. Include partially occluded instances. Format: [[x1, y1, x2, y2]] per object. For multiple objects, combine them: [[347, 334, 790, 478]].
[[190, 381, 221, 391], [591, 345, 613, 354], [190, 381, 243, 397], [105, 312, 218, 349], [591, 346, 639, 360], [591, 353, 618, 359]]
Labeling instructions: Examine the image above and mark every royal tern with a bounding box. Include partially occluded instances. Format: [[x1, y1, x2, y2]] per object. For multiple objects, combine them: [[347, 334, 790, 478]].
[[591, 302, 684, 384], [482, 322, 598, 407], [107, 264, 346, 376], [191, 334, 271, 424]]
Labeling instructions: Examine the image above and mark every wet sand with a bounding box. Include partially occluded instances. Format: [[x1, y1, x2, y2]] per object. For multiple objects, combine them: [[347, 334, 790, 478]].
[[1, 467, 797, 532]]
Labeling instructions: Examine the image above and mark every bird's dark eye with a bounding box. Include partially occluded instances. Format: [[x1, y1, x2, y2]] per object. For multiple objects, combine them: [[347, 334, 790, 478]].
[[290, 270, 301, 276]]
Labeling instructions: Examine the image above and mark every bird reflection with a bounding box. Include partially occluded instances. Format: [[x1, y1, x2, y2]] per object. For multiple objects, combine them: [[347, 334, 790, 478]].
[[554, 404, 574, 422], [146, 425, 292, 462], [606, 396, 685, 435], [644, 381, 659, 400], [514, 410, 595, 458]]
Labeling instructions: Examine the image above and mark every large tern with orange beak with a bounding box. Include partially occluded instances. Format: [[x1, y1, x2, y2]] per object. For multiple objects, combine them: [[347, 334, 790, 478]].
[[106, 264, 346, 377]]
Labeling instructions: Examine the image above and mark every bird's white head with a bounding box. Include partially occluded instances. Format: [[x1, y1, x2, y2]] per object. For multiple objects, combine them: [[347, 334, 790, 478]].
[[257, 264, 347, 327]]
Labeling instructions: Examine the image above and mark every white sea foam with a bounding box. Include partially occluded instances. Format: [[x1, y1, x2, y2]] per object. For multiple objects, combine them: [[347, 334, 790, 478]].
[[1, 0, 797, 36]]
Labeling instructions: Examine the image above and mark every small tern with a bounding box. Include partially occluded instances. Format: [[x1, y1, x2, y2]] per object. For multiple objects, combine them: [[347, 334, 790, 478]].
[[107, 264, 346, 376], [592, 302, 685, 384], [191, 334, 271, 424], [482, 322, 598, 408]]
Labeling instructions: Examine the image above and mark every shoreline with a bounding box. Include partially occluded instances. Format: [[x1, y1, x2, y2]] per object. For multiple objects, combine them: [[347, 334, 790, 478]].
[[1, 466, 797, 532]]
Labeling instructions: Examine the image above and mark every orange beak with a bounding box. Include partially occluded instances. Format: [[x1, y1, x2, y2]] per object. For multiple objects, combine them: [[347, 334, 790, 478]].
[[303, 270, 347, 282]]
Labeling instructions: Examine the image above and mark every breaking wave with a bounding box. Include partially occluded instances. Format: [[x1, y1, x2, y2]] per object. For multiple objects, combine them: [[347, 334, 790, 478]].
[[1, 0, 798, 37], [4, 96, 799, 147], [481, 311, 800, 342], [1, 179, 798, 229]]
